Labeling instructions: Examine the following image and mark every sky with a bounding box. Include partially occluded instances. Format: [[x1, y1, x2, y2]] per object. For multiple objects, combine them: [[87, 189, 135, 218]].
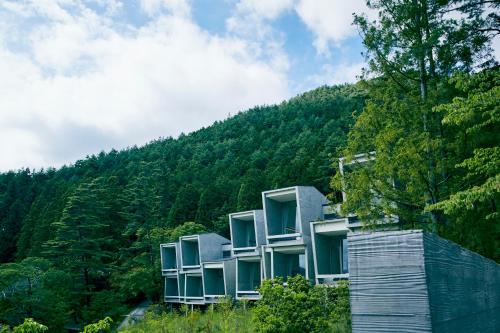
[[0, 0, 420, 171]]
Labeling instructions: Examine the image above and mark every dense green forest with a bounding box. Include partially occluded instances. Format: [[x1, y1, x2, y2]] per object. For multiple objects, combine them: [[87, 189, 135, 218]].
[[0, 85, 362, 330], [1, 0, 499, 332]]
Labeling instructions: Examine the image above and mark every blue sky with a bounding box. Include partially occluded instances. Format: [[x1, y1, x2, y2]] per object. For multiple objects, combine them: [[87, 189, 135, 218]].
[[0, 0, 372, 171]]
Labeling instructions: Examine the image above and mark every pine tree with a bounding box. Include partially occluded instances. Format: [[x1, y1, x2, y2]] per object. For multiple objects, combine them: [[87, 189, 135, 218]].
[[167, 184, 199, 228], [429, 69, 499, 260], [115, 162, 163, 300], [335, 0, 498, 230], [44, 178, 116, 312]]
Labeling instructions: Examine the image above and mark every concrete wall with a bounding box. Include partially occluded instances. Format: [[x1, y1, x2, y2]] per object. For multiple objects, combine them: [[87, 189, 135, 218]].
[[348, 230, 500, 333], [423, 233, 500, 333], [198, 233, 231, 263], [223, 259, 236, 298], [296, 186, 328, 237]]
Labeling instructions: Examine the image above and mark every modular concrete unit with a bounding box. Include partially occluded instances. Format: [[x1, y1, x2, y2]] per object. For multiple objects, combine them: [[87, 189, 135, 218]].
[[164, 272, 185, 303], [236, 256, 263, 300], [184, 272, 205, 304], [311, 219, 349, 284], [229, 210, 266, 255], [202, 259, 236, 303], [180, 233, 231, 271], [348, 230, 500, 333], [160, 242, 181, 275], [262, 186, 327, 243], [265, 242, 314, 281]]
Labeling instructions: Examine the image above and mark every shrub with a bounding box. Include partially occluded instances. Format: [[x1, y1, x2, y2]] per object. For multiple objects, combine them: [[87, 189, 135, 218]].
[[253, 275, 351, 333], [82, 317, 113, 333], [118, 302, 254, 333], [12, 319, 48, 333]]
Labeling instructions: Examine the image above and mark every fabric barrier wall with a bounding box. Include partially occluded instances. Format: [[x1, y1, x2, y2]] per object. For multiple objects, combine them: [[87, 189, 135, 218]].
[[348, 230, 500, 333]]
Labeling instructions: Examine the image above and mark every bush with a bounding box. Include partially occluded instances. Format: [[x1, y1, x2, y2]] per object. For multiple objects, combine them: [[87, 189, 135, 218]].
[[82, 317, 113, 333], [119, 301, 254, 333], [12, 319, 48, 333], [253, 275, 351, 333]]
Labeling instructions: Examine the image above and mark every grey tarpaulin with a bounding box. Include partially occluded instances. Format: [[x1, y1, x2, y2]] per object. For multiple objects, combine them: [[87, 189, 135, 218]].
[[348, 230, 500, 333]]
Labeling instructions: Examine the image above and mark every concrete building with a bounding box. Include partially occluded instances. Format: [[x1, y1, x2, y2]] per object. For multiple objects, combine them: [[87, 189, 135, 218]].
[[229, 210, 266, 255], [179, 233, 231, 271], [310, 218, 349, 284], [262, 186, 328, 283], [180, 233, 231, 304], [164, 271, 184, 303], [159, 175, 499, 333], [202, 259, 236, 303], [229, 210, 266, 300], [160, 242, 181, 276]]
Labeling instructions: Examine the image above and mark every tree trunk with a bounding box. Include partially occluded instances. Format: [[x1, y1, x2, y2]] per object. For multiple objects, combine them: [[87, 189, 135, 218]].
[[414, 0, 439, 231]]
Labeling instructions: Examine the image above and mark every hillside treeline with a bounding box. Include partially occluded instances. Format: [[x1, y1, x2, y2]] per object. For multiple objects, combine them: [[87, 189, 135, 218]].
[[0, 85, 361, 330]]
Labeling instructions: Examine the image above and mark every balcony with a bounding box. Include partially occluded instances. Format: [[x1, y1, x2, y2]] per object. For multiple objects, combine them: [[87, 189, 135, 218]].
[[230, 210, 265, 255], [164, 275, 182, 303], [236, 257, 262, 300], [160, 243, 179, 275], [180, 236, 200, 269], [263, 187, 327, 244], [184, 273, 204, 304], [311, 220, 349, 283]]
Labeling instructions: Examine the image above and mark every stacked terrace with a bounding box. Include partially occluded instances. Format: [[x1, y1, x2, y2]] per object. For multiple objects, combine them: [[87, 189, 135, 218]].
[[160, 167, 388, 304], [311, 220, 349, 284], [262, 186, 327, 282], [160, 243, 180, 275], [164, 273, 184, 303], [229, 210, 266, 300], [202, 259, 236, 303], [180, 233, 230, 271]]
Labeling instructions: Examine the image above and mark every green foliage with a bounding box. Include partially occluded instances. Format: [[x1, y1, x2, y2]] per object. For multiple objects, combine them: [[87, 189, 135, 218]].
[[253, 275, 351, 333], [12, 319, 47, 333], [166, 222, 206, 242], [118, 304, 254, 333], [82, 317, 113, 333], [336, 0, 499, 261], [0, 258, 71, 332], [0, 85, 360, 325], [428, 69, 500, 259]]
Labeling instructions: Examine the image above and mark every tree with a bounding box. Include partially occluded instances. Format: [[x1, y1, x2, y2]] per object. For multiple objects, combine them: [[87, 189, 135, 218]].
[[0, 258, 71, 332], [253, 275, 350, 333], [82, 317, 112, 333], [237, 169, 268, 211], [44, 178, 117, 319], [167, 221, 206, 243], [429, 69, 499, 260], [335, 0, 498, 230], [114, 163, 164, 302], [167, 185, 200, 228], [12, 319, 47, 333]]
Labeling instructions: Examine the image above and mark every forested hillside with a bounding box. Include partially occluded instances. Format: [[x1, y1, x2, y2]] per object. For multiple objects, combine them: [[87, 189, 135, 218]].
[[0, 85, 362, 330], [1, 0, 499, 331]]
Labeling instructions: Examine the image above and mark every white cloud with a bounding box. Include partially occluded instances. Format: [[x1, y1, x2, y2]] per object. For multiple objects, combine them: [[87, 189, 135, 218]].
[[234, 0, 294, 20], [139, 0, 191, 17], [295, 0, 372, 55], [492, 35, 500, 61], [230, 0, 372, 56], [226, 0, 292, 73], [0, 1, 290, 171], [308, 62, 365, 86]]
